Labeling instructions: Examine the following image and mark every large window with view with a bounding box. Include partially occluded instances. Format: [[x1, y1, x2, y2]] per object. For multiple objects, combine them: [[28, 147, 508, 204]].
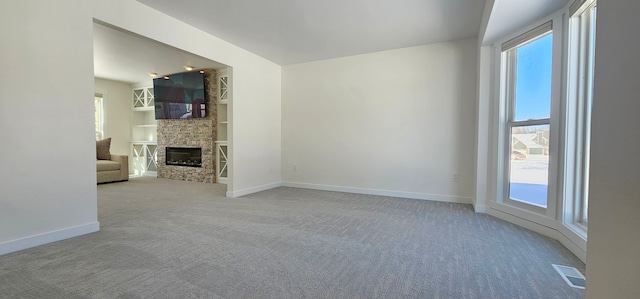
[[491, 3, 595, 260], [501, 22, 554, 211]]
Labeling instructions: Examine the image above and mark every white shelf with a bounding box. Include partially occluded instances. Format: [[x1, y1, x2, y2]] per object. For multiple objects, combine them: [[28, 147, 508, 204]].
[[130, 140, 157, 144], [131, 87, 158, 176], [133, 106, 154, 112], [217, 73, 229, 184]]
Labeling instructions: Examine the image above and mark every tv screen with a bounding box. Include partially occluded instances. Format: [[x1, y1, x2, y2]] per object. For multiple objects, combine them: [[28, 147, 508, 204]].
[[154, 71, 207, 119]]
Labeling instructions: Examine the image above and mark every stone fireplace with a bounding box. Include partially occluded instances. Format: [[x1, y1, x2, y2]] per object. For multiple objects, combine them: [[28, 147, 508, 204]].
[[156, 70, 217, 183]]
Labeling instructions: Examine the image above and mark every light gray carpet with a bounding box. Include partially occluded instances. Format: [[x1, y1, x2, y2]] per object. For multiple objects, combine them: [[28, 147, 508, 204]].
[[0, 177, 585, 298]]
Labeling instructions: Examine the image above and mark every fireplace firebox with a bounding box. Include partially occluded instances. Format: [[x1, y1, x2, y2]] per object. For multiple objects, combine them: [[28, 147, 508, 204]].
[[166, 147, 202, 167]]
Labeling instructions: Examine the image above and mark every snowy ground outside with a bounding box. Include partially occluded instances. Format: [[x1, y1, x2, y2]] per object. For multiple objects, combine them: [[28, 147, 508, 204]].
[[510, 155, 549, 207]]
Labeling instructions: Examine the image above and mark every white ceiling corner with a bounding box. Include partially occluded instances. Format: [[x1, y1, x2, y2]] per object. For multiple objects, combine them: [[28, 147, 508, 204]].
[[482, 0, 571, 46]]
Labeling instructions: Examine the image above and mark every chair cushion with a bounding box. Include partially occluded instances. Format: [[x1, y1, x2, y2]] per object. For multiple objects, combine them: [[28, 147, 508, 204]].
[[97, 160, 121, 172], [96, 138, 111, 160]]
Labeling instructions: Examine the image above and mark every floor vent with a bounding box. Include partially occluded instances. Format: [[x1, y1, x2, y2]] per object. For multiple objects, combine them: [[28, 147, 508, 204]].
[[552, 264, 586, 289]]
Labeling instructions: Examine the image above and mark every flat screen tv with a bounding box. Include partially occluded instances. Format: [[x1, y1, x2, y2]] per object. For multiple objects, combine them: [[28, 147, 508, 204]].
[[154, 71, 207, 119]]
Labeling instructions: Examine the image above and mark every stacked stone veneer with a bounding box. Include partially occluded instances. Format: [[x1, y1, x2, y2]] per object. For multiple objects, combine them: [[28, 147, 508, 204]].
[[157, 70, 217, 183]]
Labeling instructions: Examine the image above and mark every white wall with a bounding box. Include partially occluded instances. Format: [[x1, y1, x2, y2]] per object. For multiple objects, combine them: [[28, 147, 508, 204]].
[[0, 0, 98, 254], [95, 78, 133, 155], [92, 0, 282, 196], [230, 62, 282, 194], [282, 39, 478, 202], [585, 0, 640, 297], [473, 46, 493, 212]]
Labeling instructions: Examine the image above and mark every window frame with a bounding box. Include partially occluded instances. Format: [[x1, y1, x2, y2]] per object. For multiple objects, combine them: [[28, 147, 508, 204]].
[[496, 19, 562, 220], [485, 4, 595, 262], [564, 0, 597, 236], [95, 93, 105, 141]]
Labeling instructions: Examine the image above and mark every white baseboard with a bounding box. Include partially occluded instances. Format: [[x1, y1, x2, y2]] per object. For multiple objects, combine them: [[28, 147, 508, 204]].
[[487, 208, 586, 263], [474, 204, 487, 213], [488, 207, 557, 235], [472, 197, 487, 213], [0, 222, 100, 256], [557, 225, 587, 262], [226, 182, 281, 198], [281, 181, 473, 204]]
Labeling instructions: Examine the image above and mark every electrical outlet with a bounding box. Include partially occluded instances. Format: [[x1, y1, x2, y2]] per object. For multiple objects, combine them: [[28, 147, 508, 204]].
[[453, 174, 459, 182]]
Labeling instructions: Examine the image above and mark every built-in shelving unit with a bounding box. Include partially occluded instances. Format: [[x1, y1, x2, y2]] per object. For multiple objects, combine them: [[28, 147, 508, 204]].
[[215, 140, 228, 183], [217, 70, 229, 183], [131, 86, 157, 176], [131, 141, 158, 176]]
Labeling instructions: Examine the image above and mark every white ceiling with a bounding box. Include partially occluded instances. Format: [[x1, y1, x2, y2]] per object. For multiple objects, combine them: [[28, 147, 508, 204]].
[[136, 0, 487, 66], [482, 0, 570, 46], [97, 0, 570, 84], [93, 22, 227, 84]]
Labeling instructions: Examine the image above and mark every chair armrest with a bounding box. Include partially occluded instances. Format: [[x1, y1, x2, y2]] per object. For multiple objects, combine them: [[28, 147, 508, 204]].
[[110, 154, 127, 164], [110, 155, 129, 180]]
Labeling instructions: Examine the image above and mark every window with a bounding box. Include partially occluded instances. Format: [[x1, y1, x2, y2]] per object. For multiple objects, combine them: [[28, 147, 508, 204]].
[[490, 3, 594, 258], [566, 0, 597, 230], [95, 94, 104, 141], [501, 22, 554, 212]]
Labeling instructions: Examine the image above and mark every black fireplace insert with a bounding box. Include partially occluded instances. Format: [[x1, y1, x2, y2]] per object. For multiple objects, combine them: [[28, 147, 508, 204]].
[[166, 147, 202, 167]]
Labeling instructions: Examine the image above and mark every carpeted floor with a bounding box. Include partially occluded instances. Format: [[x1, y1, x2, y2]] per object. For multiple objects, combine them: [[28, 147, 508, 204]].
[[0, 177, 585, 298]]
